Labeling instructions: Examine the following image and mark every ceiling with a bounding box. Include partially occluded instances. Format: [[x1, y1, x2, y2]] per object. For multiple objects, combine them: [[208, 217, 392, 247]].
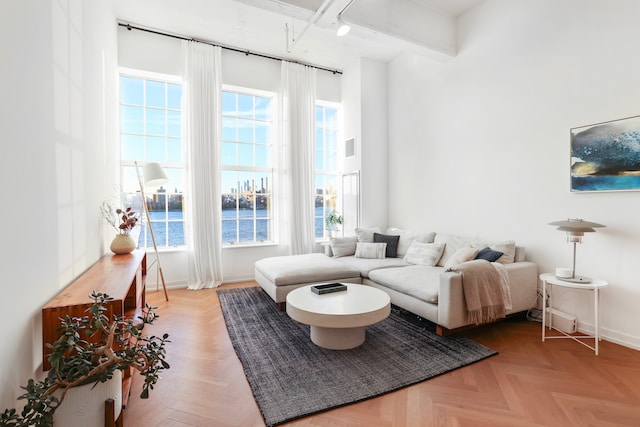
[[112, 0, 483, 71]]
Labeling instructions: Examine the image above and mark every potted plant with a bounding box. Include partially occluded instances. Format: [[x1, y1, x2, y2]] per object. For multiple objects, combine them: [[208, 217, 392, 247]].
[[101, 201, 139, 254], [0, 291, 170, 427], [325, 210, 343, 237]]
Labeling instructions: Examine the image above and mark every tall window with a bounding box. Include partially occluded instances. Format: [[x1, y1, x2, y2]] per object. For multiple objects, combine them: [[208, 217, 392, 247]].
[[221, 88, 274, 245], [119, 70, 185, 249], [315, 103, 340, 238]]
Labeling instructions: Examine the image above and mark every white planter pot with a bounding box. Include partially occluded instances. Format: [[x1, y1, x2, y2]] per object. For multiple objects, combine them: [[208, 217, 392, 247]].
[[53, 370, 122, 427]]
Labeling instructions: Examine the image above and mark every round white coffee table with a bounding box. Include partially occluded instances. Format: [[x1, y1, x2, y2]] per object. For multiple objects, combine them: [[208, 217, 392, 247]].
[[286, 283, 391, 350]]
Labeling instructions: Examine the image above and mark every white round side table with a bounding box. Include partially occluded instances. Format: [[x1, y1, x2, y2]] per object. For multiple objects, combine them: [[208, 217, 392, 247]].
[[539, 273, 608, 355]]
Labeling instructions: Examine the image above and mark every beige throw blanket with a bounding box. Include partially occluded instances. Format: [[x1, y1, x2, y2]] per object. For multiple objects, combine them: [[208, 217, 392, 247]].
[[446, 259, 509, 325]]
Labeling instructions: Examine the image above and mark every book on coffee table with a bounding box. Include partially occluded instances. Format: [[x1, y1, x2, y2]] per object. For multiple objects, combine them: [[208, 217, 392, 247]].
[[311, 283, 347, 294]]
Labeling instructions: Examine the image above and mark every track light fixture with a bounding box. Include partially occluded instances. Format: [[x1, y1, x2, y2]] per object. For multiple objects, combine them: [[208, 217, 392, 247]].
[[336, 0, 355, 37]]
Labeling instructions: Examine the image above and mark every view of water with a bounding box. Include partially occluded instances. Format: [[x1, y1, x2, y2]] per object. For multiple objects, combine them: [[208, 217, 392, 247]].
[[138, 207, 328, 247]]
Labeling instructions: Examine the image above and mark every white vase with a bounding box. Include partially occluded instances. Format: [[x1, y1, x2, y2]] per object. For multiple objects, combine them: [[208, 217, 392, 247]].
[[53, 369, 122, 427], [110, 234, 136, 254]]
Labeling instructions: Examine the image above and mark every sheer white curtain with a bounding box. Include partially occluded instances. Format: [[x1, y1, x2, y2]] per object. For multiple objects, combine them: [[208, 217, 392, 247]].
[[280, 61, 317, 255], [182, 40, 223, 289]]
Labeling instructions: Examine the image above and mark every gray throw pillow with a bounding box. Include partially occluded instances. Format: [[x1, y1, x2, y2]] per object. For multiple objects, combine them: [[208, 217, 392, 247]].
[[374, 233, 400, 258], [474, 247, 503, 262]]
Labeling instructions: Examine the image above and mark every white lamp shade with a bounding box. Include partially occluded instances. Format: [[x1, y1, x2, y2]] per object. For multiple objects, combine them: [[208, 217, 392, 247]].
[[143, 162, 168, 187]]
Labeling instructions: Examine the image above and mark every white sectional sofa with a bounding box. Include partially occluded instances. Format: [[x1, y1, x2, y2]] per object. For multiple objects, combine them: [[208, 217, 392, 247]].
[[254, 227, 538, 335]]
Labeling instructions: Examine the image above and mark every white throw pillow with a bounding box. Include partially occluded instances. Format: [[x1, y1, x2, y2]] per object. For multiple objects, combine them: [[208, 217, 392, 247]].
[[490, 240, 516, 264], [355, 242, 387, 259], [385, 228, 436, 258], [402, 241, 445, 266], [443, 246, 480, 270], [355, 227, 381, 243], [434, 234, 482, 267], [329, 236, 357, 257]]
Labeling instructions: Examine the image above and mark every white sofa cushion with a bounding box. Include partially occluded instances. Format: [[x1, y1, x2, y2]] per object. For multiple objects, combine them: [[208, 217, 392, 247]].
[[369, 265, 444, 303], [434, 234, 483, 267], [355, 242, 387, 259], [384, 228, 436, 258], [329, 236, 357, 257], [403, 241, 445, 266], [443, 246, 479, 269], [254, 253, 360, 286], [334, 256, 409, 278], [355, 227, 381, 242]]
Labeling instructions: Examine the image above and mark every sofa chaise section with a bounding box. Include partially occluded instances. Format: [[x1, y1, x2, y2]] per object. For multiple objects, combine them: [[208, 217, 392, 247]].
[[254, 253, 362, 309]]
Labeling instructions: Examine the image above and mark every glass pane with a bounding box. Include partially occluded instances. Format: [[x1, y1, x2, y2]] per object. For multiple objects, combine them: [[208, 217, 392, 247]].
[[239, 219, 255, 242], [326, 130, 338, 151], [121, 134, 144, 161], [256, 219, 270, 241], [222, 219, 237, 243], [316, 106, 323, 124], [238, 171, 255, 194], [255, 145, 269, 168], [167, 110, 181, 137], [222, 117, 236, 141], [222, 91, 236, 115], [167, 138, 182, 163], [222, 142, 237, 165], [167, 83, 181, 109], [238, 119, 254, 142], [255, 97, 270, 120], [148, 221, 167, 246], [327, 151, 337, 170], [255, 122, 269, 144], [146, 136, 165, 162], [121, 165, 140, 194], [238, 143, 253, 167], [315, 128, 323, 149], [147, 198, 167, 216], [121, 106, 144, 133], [146, 80, 165, 108], [146, 108, 166, 135], [164, 168, 184, 194], [256, 190, 270, 210], [325, 108, 337, 129], [315, 149, 324, 170], [168, 221, 184, 246], [221, 170, 238, 194], [121, 77, 143, 105], [257, 172, 271, 193], [315, 216, 323, 238], [238, 94, 253, 118]]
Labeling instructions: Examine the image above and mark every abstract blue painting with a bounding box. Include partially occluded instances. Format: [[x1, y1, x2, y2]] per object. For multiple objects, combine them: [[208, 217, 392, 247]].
[[571, 115, 640, 192]]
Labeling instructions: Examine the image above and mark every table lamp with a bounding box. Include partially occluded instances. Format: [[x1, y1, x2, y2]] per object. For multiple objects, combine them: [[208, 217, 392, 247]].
[[548, 218, 605, 283]]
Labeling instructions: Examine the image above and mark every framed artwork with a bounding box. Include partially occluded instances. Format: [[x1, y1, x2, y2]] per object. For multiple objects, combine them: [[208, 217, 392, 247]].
[[571, 114, 640, 192], [341, 171, 360, 235]]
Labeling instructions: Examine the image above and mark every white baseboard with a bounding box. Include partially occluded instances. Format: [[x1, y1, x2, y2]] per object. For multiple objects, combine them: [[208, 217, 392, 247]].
[[577, 322, 640, 351]]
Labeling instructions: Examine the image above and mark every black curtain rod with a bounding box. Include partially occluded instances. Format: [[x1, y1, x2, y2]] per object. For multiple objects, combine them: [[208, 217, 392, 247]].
[[118, 22, 343, 75]]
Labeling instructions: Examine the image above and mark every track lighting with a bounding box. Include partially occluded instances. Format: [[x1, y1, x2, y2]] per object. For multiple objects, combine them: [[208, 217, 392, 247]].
[[336, 19, 350, 36]]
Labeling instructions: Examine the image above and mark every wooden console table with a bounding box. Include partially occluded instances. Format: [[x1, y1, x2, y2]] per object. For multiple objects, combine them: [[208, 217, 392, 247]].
[[42, 250, 147, 412]]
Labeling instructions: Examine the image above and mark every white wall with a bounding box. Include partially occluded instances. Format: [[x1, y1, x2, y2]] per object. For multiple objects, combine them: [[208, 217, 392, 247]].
[[342, 58, 389, 230], [0, 0, 118, 408], [388, 0, 640, 349], [117, 27, 342, 284]]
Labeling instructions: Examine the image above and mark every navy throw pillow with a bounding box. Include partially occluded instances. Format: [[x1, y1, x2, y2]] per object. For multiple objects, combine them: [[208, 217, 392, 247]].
[[373, 233, 400, 258], [474, 247, 504, 262]]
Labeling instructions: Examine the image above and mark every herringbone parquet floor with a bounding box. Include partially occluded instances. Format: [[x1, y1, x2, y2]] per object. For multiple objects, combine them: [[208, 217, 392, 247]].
[[124, 283, 640, 426]]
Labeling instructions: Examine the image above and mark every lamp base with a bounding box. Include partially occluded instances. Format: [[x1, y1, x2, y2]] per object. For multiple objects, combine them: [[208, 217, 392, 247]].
[[556, 275, 592, 284]]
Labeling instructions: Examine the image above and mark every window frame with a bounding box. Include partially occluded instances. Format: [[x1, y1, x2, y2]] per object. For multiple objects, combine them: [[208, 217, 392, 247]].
[[118, 68, 186, 250], [220, 84, 277, 247], [314, 100, 342, 240]]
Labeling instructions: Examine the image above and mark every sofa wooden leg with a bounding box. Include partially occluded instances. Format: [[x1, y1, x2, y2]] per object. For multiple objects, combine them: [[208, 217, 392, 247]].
[[277, 301, 286, 311]]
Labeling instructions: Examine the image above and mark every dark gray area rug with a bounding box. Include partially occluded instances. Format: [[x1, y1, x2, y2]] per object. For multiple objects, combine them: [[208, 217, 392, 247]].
[[217, 287, 497, 427]]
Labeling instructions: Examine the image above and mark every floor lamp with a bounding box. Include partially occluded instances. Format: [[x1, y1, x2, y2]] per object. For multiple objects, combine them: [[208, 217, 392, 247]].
[[136, 161, 169, 301]]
